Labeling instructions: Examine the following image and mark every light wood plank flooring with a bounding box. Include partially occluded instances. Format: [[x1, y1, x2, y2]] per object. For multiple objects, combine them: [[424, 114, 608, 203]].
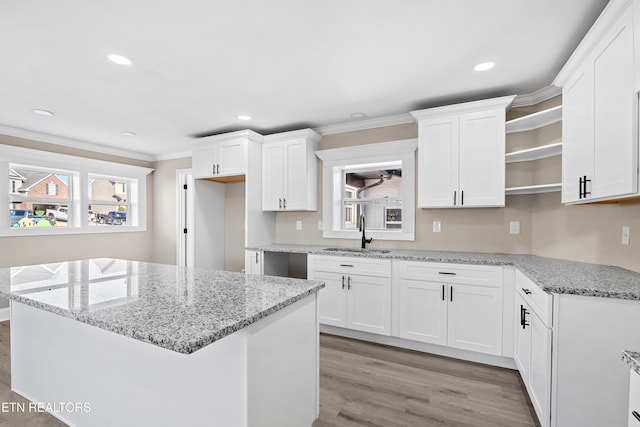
[[0, 322, 538, 426], [313, 333, 539, 427]]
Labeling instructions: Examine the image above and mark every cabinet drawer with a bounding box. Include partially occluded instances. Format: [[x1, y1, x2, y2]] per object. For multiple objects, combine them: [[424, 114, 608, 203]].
[[396, 261, 502, 287], [516, 270, 553, 327], [308, 255, 391, 277]]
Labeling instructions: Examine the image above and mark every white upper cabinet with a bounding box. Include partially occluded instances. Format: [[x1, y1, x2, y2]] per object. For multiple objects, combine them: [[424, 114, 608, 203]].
[[554, 0, 638, 204], [411, 96, 516, 208], [262, 129, 320, 211], [192, 130, 260, 179]]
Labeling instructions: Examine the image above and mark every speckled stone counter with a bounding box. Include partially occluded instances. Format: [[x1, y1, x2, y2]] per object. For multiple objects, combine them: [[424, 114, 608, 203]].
[[623, 351, 640, 375], [0, 258, 324, 354], [248, 243, 640, 300]]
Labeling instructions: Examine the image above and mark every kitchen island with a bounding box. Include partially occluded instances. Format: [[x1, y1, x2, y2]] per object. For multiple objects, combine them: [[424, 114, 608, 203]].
[[0, 258, 324, 427]]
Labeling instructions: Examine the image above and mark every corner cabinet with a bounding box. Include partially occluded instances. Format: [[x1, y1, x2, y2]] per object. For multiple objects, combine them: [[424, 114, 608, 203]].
[[411, 96, 516, 208], [554, 0, 639, 204], [262, 129, 320, 211], [192, 130, 261, 179]]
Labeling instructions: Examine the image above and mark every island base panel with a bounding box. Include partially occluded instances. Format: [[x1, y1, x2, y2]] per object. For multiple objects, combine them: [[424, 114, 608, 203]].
[[10, 296, 318, 426]]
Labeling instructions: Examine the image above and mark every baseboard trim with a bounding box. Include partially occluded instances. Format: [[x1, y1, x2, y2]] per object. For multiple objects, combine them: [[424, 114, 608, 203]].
[[320, 325, 517, 370], [0, 306, 10, 322]]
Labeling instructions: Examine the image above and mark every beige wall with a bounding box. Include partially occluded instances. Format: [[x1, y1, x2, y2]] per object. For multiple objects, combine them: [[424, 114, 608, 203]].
[[150, 156, 191, 265], [274, 100, 640, 273], [224, 182, 246, 272]]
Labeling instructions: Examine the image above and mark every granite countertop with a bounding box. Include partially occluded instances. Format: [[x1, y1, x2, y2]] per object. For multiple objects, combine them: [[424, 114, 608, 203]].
[[248, 244, 640, 301], [0, 258, 324, 354], [622, 351, 640, 375]]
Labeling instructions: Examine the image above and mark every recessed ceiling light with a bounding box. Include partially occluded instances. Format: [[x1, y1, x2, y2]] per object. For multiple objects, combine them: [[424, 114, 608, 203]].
[[121, 131, 136, 136], [31, 109, 54, 116], [238, 115, 251, 121], [107, 54, 132, 66], [350, 112, 367, 119], [474, 61, 495, 72]]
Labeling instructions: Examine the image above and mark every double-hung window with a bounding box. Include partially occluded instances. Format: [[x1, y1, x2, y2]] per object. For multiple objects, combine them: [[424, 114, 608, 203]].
[[1, 145, 152, 235]]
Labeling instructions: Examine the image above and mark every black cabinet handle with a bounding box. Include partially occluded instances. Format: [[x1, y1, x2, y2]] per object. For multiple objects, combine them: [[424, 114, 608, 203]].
[[439, 272, 456, 276], [584, 176, 591, 197], [520, 305, 525, 327], [283, 198, 286, 209], [579, 176, 583, 199], [339, 264, 354, 267], [442, 285, 445, 301], [255, 252, 259, 264], [461, 190, 464, 206], [347, 276, 351, 290], [453, 191, 457, 206], [450, 286, 453, 302], [633, 410, 640, 422], [522, 288, 532, 295], [216, 164, 220, 175], [341, 275, 345, 289]]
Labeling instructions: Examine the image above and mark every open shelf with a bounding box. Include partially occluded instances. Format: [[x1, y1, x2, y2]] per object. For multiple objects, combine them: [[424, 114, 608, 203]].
[[506, 105, 562, 134], [505, 183, 562, 195], [506, 142, 562, 163]]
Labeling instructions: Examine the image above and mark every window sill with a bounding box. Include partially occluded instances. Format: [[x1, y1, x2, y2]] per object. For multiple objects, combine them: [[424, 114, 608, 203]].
[[322, 229, 414, 241], [0, 225, 147, 237]]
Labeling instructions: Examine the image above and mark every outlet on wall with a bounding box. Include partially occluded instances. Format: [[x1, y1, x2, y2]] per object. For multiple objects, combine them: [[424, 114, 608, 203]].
[[509, 221, 520, 235], [622, 226, 630, 245], [433, 221, 441, 233], [296, 220, 302, 231]]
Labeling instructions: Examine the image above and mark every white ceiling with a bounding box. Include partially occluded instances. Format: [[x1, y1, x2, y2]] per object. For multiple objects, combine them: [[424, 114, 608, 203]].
[[1, 0, 609, 161]]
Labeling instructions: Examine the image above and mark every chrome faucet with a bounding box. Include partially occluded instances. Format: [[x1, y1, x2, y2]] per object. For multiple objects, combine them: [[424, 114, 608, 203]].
[[359, 214, 373, 249]]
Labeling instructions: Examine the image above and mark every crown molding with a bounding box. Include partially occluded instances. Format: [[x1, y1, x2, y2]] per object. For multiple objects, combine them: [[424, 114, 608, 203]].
[[315, 138, 417, 164], [553, 0, 634, 86], [153, 151, 193, 162], [263, 128, 321, 144], [0, 124, 155, 162], [314, 114, 414, 136], [191, 129, 263, 148], [411, 95, 516, 120], [511, 86, 562, 108]]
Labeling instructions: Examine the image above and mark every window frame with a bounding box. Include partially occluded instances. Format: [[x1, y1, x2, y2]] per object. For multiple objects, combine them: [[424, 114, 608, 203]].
[[1, 144, 153, 236], [315, 139, 417, 241]]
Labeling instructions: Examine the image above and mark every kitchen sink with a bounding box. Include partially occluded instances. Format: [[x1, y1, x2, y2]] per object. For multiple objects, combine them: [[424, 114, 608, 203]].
[[322, 247, 391, 254]]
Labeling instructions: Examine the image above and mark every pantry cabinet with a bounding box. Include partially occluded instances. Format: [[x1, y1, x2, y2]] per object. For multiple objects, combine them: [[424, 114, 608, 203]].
[[193, 132, 251, 179], [262, 129, 320, 211], [411, 96, 515, 208], [307, 255, 392, 335], [555, 1, 638, 203], [393, 261, 503, 356]]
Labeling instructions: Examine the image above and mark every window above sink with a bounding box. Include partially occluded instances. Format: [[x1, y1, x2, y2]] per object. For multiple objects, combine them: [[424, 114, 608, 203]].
[[315, 139, 417, 241]]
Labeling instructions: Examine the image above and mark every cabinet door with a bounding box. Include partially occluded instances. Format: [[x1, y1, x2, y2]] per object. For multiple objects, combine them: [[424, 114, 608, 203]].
[[192, 147, 216, 179], [562, 67, 593, 203], [447, 284, 502, 355], [592, 8, 637, 200], [262, 143, 285, 210], [629, 371, 640, 427], [529, 311, 552, 427], [347, 275, 391, 335], [417, 116, 459, 207], [514, 294, 532, 384], [283, 140, 308, 210], [458, 108, 505, 207], [397, 278, 447, 345], [216, 139, 246, 176], [244, 250, 262, 275], [309, 271, 347, 328]]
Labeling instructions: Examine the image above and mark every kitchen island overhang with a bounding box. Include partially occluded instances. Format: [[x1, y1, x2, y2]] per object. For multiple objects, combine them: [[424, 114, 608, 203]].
[[0, 259, 324, 427]]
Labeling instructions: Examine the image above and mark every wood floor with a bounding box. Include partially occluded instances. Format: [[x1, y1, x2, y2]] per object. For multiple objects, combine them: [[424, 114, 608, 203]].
[[0, 322, 538, 426], [313, 334, 539, 427]]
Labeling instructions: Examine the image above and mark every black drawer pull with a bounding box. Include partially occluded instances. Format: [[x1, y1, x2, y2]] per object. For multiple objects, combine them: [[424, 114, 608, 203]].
[[439, 272, 456, 276], [339, 264, 354, 267], [633, 411, 640, 422]]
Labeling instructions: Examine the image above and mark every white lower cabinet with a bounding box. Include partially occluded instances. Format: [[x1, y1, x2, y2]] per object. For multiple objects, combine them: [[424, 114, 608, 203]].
[[394, 261, 503, 356], [515, 271, 552, 427], [308, 255, 392, 336], [244, 250, 263, 275], [629, 370, 640, 427]]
